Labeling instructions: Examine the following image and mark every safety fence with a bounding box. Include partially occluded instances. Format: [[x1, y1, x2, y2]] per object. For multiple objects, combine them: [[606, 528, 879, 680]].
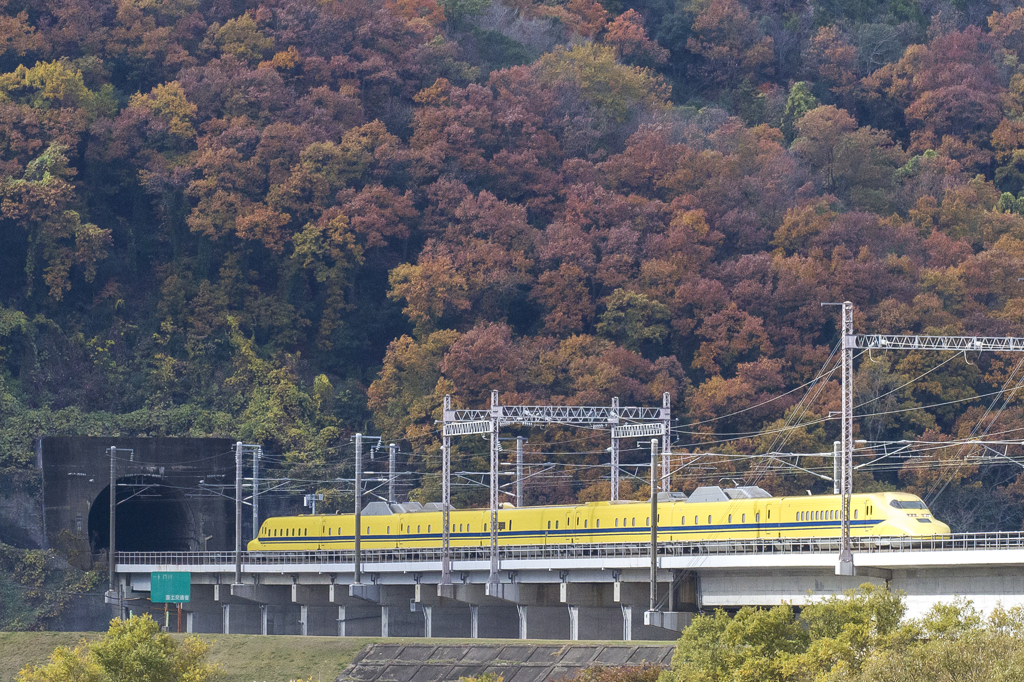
[[115, 531, 1024, 568]]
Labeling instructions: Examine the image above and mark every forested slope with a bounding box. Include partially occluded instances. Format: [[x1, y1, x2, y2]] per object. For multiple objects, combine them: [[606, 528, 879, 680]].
[[1, 0, 1024, 529]]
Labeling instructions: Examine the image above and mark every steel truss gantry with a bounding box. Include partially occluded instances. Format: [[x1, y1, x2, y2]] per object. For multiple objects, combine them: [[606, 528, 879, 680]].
[[440, 391, 671, 590], [830, 302, 1024, 575]]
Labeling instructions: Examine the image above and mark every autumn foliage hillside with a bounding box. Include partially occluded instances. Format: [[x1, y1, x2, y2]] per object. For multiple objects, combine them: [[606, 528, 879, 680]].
[[2, 0, 1024, 529]]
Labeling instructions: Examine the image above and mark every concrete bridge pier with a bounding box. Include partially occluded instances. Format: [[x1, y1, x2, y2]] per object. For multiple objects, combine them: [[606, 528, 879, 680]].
[[613, 580, 691, 641], [415, 583, 472, 638], [228, 582, 301, 635], [349, 584, 426, 637], [336, 604, 382, 636], [418, 583, 523, 638], [220, 603, 260, 634], [515, 605, 571, 639], [291, 583, 337, 636], [184, 585, 221, 634]]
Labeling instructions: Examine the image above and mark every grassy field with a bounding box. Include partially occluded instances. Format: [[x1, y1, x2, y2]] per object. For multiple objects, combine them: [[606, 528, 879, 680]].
[[0, 631, 376, 682], [1, 632, 670, 682]]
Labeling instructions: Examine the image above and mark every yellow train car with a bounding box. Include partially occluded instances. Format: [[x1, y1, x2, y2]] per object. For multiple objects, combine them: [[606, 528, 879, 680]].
[[247, 486, 950, 552]]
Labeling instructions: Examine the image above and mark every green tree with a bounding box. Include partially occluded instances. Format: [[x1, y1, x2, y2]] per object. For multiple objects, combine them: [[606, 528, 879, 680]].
[[18, 614, 218, 682], [535, 43, 670, 123], [440, 0, 490, 31], [666, 603, 808, 682], [782, 82, 818, 143], [596, 288, 671, 354]]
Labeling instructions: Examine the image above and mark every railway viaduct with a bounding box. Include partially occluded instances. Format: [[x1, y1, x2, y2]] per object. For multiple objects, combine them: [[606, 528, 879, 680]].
[[114, 534, 1024, 641]]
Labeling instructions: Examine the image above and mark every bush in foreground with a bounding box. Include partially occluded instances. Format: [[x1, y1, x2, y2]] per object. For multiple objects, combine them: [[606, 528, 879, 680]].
[[17, 614, 218, 682], [662, 584, 1024, 681]]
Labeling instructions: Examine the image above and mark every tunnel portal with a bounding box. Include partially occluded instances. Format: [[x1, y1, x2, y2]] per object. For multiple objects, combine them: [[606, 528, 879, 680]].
[[87, 476, 198, 553], [40, 436, 237, 558]]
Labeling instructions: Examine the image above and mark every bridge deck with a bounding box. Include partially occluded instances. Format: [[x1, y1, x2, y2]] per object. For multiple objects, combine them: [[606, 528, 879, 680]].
[[116, 533, 1024, 575]]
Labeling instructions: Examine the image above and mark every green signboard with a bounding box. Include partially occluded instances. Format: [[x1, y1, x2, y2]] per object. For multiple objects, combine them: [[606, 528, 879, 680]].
[[151, 572, 190, 603]]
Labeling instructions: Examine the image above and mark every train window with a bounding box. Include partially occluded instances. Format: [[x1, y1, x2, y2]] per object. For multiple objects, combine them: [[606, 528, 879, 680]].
[[584, 520, 587, 528], [510, 521, 513, 530], [631, 518, 635, 527], [890, 500, 926, 509], [694, 516, 698, 525], [854, 510, 858, 519], [768, 510, 771, 519], [400, 524, 403, 531], [428, 525, 431, 532], [304, 529, 307, 536], [576, 518, 580, 526], [646, 517, 650, 526], [615, 518, 619, 527], [596, 520, 599, 528], [485, 524, 488, 532], [387, 526, 390, 533], [623, 518, 627, 526], [681, 517, 686, 525], [708, 515, 712, 524], [756, 513, 760, 522], [460, 524, 463, 532], [418, 525, 421, 533], [548, 521, 551, 529], [742, 514, 745, 523], [555, 521, 559, 529], [728, 514, 732, 523]]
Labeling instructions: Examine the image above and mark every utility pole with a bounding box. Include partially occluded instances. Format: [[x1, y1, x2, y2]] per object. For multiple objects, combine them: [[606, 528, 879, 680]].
[[823, 301, 855, 575], [441, 396, 452, 591], [354, 433, 362, 585], [252, 447, 260, 542], [611, 397, 619, 502], [388, 443, 396, 503], [650, 438, 658, 613], [839, 301, 854, 574], [833, 441, 840, 495], [489, 391, 500, 590], [516, 437, 524, 507], [108, 445, 117, 611], [234, 441, 243, 585], [662, 393, 671, 492]]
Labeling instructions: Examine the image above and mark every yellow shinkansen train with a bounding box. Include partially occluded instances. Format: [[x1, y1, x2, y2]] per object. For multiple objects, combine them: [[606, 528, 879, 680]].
[[247, 485, 949, 551]]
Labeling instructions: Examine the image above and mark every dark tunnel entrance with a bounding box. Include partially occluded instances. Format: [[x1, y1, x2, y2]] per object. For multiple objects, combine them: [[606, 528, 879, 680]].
[[88, 476, 198, 552]]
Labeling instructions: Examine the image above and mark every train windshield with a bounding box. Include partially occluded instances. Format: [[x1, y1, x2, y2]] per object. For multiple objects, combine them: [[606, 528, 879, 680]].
[[890, 499, 927, 509]]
